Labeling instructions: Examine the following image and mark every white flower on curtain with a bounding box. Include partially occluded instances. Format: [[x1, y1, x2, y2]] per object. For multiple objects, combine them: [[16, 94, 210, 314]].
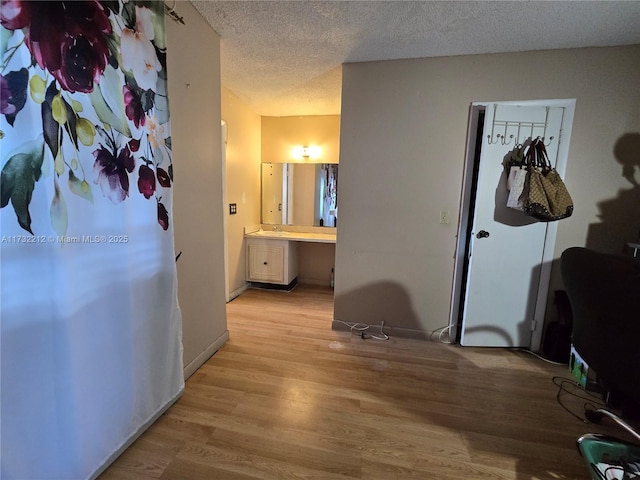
[[121, 5, 162, 92], [0, 0, 174, 234]]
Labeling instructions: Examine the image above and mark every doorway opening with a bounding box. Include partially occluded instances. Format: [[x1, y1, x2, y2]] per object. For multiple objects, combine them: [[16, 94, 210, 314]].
[[454, 108, 485, 343]]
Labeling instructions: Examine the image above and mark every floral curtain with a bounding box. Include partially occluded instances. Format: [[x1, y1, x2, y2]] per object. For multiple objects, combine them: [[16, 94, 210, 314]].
[[1, 1, 183, 478]]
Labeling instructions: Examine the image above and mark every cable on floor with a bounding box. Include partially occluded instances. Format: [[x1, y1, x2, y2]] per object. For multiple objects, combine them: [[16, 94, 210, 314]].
[[334, 320, 389, 341], [553, 376, 606, 423], [509, 347, 568, 365], [429, 325, 455, 344]]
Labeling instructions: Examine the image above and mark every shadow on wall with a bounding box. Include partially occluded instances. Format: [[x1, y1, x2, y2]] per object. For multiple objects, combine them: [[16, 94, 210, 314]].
[[586, 132, 640, 254], [332, 281, 427, 339], [332, 262, 535, 347]]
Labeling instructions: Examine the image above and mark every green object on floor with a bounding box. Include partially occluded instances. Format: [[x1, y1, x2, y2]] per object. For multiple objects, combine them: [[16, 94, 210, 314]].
[[578, 434, 640, 479]]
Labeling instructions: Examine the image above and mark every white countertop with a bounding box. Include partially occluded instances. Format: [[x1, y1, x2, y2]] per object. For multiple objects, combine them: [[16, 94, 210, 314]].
[[245, 229, 336, 244]]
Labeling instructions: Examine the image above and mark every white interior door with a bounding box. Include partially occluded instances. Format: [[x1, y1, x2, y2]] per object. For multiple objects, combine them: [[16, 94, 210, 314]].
[[459, 101, 572, 347]]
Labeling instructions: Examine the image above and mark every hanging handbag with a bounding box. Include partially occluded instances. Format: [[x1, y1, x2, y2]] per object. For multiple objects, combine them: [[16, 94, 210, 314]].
[[506, 144, 529, 211], [506, 169, 527, 210], [523, 139, 573, 222]]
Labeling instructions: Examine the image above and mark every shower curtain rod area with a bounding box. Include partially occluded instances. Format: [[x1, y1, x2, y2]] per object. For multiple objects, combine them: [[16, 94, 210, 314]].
[[164, 0, 185, 25]]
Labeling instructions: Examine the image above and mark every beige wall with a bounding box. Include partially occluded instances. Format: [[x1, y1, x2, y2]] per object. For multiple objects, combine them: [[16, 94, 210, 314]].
[[298, 242, 336, 286], [167, 4, 228, 378], [336, 45, 640, 337], [262, 115, 341, 164], [221, 88, 262, 297]]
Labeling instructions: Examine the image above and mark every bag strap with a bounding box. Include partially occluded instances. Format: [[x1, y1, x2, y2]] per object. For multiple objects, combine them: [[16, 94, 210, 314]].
[[523, 140, 537, 169], [535, 138, 552, 171]]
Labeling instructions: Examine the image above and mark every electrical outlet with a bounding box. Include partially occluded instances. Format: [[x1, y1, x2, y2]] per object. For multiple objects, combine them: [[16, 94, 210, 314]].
[[229, 203, 237, 215], [440, 210, 449, 224]]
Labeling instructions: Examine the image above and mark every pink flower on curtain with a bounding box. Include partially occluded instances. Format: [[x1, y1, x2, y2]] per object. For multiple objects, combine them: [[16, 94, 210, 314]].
[[1, 0, 112, 94]]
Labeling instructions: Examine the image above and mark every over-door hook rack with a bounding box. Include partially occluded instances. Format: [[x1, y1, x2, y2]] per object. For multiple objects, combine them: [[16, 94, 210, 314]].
[[487, 105, 554, 147]]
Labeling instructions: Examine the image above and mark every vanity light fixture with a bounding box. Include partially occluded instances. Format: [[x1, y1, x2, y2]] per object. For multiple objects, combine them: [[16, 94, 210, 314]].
[[291, 145, 321, 160]]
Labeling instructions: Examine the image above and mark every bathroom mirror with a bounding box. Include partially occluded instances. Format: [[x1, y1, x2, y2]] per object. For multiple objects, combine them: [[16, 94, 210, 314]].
[[262, 163, 338, 227]]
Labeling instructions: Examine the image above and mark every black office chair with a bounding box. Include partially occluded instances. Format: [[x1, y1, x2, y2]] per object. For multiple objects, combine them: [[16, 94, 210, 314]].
[[560, 247, 640, 479]]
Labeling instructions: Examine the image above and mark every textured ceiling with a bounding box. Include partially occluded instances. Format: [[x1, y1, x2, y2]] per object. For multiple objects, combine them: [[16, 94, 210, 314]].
[[190, 1, 640, 117]]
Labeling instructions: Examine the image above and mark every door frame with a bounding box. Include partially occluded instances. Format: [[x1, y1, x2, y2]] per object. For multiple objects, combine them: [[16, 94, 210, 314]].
[[221, 120, 230, 302], [449, 99, 576, 352]]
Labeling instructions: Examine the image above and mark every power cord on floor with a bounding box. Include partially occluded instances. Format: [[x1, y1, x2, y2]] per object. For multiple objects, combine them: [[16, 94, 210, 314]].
[[429, 325, 455, 344], [552, 376, 606, 423], [509, 347, 568, 365], [334, 320, 389, 341]]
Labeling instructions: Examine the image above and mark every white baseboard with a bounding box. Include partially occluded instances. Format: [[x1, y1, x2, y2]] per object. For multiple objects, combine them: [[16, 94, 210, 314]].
[[183, 330, 229, 379], [228, 283, 248, 302]]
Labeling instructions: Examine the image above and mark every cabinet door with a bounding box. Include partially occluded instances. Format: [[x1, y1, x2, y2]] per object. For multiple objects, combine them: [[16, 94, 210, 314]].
[[247, 243, 285, 283]]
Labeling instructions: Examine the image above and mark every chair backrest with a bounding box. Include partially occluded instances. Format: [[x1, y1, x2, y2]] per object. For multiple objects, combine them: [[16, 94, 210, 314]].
[[560, 247, 640, 415]]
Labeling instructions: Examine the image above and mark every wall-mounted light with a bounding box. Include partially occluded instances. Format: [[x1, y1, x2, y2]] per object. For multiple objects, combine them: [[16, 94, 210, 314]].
[[291, 145, 321, 160]]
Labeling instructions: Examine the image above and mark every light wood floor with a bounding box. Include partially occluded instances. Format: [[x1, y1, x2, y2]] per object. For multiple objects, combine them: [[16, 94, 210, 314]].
[[100, 285, 616, 479]]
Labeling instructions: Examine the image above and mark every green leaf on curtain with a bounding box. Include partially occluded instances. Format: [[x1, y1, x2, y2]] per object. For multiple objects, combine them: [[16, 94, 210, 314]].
[[52, 95, 68, 124], [70, 99, 83, 113], [50, 176, 68, 237], [89, 85, 116, 132], [140, 88, 155, 113], [76, 117, 96, 146], [102, 0, 121, 17], [42, 82, 60, 159], [41, 83, 80, 157], [0, 137, 45, 234], [155, 44, 167, 81], [0, 25, 11, 57], [121, 1, 136, 28], [29, 75, 47, 104], [54, 149, 65, 176], [153, 76, 169, 125], [106, 30, 121, 70], [90, 67, 131, 137], [68, 170, 94, 204], [149, 5, 167, 51]]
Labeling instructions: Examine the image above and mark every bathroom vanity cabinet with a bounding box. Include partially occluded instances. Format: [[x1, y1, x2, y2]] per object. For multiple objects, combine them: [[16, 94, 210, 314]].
[[246, 238, 299, 288], [244, 227, 337, 289]]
